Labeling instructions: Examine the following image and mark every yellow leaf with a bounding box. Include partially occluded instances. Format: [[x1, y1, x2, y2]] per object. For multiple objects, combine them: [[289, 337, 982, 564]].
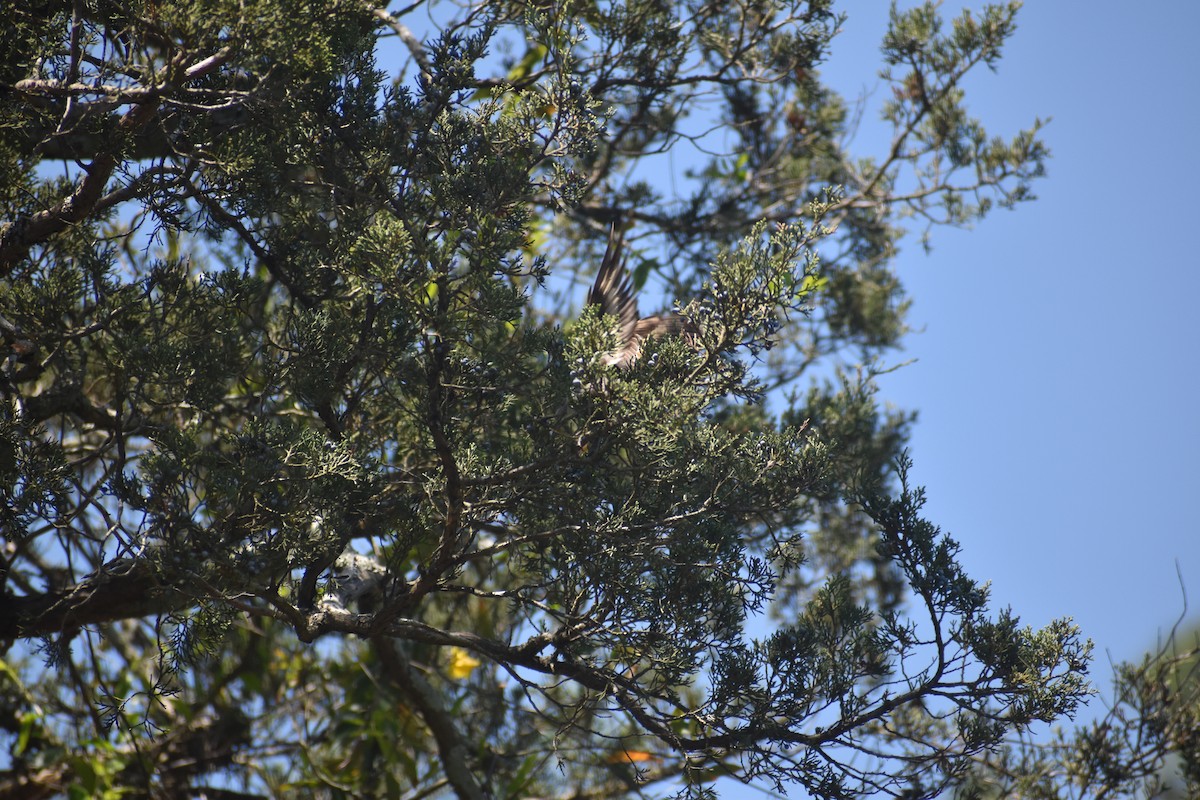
[[447, 647, 481, 680]]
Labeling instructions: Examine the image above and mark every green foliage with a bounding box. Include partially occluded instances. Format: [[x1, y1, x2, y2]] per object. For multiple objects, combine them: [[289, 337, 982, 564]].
[[0, 2, 1177, 800], [952, 627, 1200, 800]]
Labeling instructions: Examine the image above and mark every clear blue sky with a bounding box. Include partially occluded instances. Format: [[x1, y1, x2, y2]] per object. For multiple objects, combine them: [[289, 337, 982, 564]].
[[818, 1, 1200, 669]]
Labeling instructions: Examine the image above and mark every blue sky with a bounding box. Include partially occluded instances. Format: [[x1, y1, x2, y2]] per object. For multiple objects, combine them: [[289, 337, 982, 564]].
[[817, 1, 1200, 670]]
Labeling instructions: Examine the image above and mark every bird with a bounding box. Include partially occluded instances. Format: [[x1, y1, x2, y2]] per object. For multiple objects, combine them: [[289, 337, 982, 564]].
[[319, 552, 389, 613], [587, 224, 692, 368]]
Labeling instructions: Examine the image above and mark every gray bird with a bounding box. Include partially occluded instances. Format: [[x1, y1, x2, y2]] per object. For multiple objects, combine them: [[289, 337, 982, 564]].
[[587, 225, 692, 368], [319, 552, 388, 613]]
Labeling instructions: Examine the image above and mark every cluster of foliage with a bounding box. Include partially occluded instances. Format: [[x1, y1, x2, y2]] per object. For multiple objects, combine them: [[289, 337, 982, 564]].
[[1, 0, 1195, 797]]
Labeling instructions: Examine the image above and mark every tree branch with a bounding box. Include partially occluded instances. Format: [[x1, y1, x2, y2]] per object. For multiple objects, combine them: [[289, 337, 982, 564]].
[[0, 99, 159, 275], [375, 638, 489, 800], [0, 559, 189, 644]]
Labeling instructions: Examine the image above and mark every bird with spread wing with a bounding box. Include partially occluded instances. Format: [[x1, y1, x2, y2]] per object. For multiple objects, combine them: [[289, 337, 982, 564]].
[[587, 224, 693, 368]]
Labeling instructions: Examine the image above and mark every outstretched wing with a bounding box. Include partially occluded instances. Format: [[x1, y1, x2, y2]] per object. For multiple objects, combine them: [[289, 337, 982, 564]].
[[586, 223, 696, 368], [587, 224, 640, 354]]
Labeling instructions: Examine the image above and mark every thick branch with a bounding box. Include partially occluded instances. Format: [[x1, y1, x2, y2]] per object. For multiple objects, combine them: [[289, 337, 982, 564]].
[[0, 100, 159, 275], [376, 638, 488, 800], [1, 47, 234, 274], [0, 559, 189, 643]]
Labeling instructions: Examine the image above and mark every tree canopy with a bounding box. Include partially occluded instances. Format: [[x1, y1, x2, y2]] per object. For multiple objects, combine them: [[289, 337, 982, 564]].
[[1, 0, 1195, 798]]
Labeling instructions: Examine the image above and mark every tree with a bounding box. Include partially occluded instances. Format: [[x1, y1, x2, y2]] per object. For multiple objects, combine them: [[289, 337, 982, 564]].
[[2, 1, 1173, 798], [956, 617, 1200, 800]]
